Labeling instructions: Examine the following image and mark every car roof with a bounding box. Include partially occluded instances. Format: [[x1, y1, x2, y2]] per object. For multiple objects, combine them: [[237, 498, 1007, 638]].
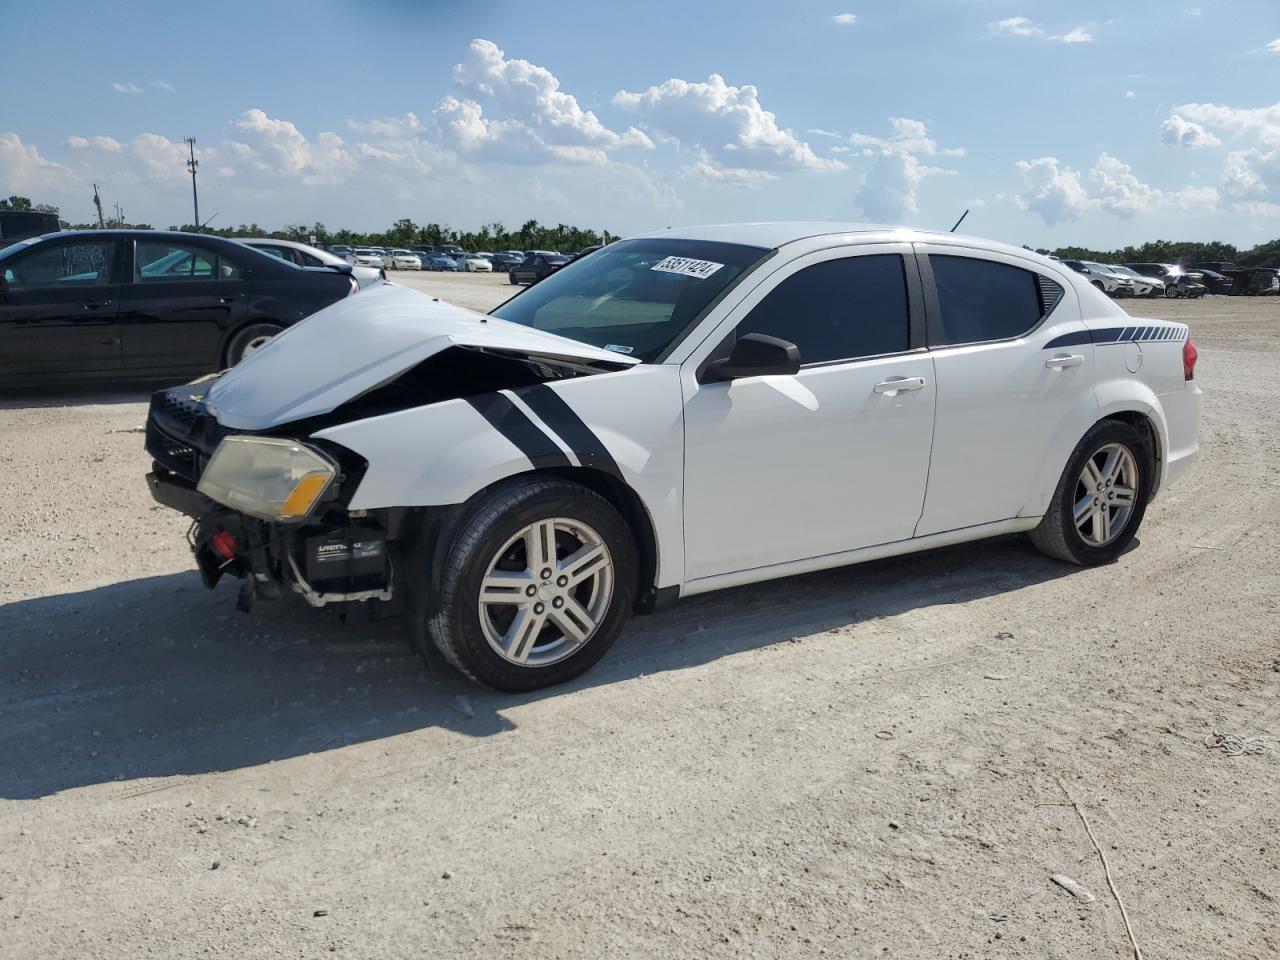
[[627, 221, 1048, 262]]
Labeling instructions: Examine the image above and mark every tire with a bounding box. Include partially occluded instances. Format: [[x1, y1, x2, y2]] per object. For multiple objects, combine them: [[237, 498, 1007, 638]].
[[510, 273, 520, 285], [1165, 283, 1179, 299], [224, 322, 284, 366], [1029, 419, 1153, 566], [417, 478, 637, 691]]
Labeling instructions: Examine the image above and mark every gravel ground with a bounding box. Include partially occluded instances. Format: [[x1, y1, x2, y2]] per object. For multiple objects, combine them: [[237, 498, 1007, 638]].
[[1, 282, 1277, 960]]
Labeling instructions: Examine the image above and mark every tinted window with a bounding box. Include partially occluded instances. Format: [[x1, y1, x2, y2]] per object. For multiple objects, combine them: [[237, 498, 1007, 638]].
[[3, 240, 116, 289], [137, 241, 240, 281], [736, 255, 910, 364], [930, 255, 1042, 346]]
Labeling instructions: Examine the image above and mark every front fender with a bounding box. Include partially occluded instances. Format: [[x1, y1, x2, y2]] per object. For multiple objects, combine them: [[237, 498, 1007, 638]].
[[313, 365, 686, 589]]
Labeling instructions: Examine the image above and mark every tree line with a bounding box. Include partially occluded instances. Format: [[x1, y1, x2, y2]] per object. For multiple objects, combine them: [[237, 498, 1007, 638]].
[[9, 194, 1280, 265]]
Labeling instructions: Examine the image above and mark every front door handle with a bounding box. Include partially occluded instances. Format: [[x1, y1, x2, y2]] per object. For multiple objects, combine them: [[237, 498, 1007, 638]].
[[82, 300, 112, 311], [1045, 354, 1085, 369], [873, 376, 927, 396]]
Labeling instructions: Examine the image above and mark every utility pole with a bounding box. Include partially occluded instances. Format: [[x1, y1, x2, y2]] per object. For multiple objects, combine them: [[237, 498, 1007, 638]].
[[92, 184, 105, 228], [184, 136, 200, 230]]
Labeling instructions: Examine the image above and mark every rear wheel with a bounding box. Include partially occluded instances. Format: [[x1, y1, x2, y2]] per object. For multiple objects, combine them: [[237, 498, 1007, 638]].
[[417, 478, 637, 691], [1030, 420, 1152, 565], [224, 322, 283, 366], [1165, 283, 1180, 298]]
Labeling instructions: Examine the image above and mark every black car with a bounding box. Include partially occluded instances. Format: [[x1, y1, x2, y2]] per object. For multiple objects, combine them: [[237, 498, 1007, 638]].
[[1189, 269, 1234, 295], [508, 252, 570, 285], [0, 230, 356, 384], [490, 251, 523, 273]]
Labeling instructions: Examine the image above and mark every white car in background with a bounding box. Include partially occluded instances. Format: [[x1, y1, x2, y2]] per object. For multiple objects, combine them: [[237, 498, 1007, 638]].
[[457, 254, 493, 273], [353, 248, 385, 267], [240, 238, 385, 290], [384, 249, 422, 271], [145, 223, 1201, 692], [1106, 265, 1160, 298]]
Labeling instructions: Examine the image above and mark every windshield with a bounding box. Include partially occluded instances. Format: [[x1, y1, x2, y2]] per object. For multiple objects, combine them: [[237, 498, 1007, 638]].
[[490, 238, 769, 362]]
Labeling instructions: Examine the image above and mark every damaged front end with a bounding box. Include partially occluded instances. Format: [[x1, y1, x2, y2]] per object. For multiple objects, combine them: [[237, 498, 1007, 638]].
[[146, 380, 401, 621], [143, 283, 637, 621]]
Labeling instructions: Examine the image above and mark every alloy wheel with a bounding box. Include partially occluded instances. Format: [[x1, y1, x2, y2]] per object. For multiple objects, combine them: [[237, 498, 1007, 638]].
[[1073, 443, 1139, 547], [477, 518, 615, 666]]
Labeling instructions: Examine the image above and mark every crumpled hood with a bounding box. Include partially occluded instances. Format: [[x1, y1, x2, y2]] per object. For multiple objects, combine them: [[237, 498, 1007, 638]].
[[206, 283, 636, 430]]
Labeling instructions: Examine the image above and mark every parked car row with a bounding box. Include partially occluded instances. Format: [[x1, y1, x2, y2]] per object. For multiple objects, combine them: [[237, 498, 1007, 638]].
[[1054, 256, 1280, 299], [322, 243, 597, 277]]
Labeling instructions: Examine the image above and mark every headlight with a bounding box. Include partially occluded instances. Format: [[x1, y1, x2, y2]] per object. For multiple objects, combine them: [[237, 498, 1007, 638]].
[[197, 436, 336, 522]]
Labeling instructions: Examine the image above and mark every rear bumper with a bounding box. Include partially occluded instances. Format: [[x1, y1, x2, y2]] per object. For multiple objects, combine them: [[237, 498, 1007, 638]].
[[1160, 380, 1203, 491]]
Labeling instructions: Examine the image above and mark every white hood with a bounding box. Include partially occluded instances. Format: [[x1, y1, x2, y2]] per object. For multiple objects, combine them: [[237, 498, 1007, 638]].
[[206, 283, 637, 430]]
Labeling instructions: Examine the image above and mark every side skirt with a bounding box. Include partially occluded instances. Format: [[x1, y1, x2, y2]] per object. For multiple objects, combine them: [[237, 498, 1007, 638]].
[[678, 517, 1042, 599]]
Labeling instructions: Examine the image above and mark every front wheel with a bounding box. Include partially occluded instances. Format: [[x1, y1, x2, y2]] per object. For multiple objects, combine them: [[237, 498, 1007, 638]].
[[417, 478, 637, 691], [1165, 283, 1180, 298], [1030, 420, 1153, 565]]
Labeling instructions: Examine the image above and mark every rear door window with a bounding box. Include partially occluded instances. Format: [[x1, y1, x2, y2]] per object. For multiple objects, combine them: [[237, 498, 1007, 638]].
[[928, 255, 1044, 346], [137, 241, 240, 281]]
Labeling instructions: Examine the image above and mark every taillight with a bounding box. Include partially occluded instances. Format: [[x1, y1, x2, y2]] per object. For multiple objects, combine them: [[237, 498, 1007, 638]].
[[1183, 338, 1198, 381]]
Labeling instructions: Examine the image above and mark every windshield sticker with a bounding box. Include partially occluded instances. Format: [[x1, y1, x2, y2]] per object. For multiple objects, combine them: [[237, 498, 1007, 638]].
[[604, 344, 635, 355], [651, 256, 725, 280]]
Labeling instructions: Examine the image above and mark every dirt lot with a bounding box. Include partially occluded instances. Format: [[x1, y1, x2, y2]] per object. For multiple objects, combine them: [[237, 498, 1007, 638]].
[[1, 281, 1277, 960]]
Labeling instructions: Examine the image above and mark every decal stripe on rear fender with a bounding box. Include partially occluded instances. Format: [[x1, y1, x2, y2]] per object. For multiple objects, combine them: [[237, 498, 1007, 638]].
[[464, 393, 573, 470], [513, 384, 623, 480], [1044, 324, 1187, 349]]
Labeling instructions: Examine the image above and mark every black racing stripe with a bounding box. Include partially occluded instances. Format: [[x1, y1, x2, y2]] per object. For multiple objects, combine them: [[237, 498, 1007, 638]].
[[464, 393, 571, 469], [514, 384, 622, 479], [1043, 329, 1092, 349]]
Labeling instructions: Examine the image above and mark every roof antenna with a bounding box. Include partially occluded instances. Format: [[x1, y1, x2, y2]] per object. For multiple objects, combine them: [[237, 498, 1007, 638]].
[[949, 209, 970, 233]]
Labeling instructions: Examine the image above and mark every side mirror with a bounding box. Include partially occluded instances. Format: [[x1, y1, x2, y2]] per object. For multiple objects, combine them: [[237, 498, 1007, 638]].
[[702, 333, 801, 383]]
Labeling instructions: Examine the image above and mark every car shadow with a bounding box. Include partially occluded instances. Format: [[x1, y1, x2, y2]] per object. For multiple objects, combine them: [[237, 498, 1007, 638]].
[[0, 536, 1080, 799], [0, 385, 163, 410]]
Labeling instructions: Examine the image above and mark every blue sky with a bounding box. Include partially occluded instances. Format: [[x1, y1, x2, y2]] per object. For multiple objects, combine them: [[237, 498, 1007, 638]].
[[4, 0, 1280, 248]]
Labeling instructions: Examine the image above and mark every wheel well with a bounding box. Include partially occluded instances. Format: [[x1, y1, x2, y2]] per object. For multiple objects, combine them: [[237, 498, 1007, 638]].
[[1100, 411, 1162, 498]]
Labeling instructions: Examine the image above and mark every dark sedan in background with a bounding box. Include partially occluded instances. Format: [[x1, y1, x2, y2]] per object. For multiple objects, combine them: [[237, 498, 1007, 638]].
[[508, 252, 570, 285], [0, 230, 357, 384]]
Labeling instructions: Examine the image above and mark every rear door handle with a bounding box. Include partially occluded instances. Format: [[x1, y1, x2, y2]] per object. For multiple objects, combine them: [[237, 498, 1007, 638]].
[[1045, 354, 1085, 369], [873, 376, 926, 395], [82, 300, 112, 311]]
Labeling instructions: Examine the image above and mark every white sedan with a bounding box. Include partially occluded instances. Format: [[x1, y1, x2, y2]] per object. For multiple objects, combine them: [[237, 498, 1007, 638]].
[[144, 223, 1202, 691], [384, 249, 422, 271], [457, 254, 493, 273], [352, 248, 385, 267], [239, 238, 385, 290]]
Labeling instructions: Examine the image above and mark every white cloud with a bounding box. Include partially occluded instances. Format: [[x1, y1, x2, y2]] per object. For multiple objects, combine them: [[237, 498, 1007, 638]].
[[614, 73, 844, 174], [848, 118, 962, 220], [858, 152, 951, 221], [1170, 100, 1280, 204], [683, 152, 780, 187], [453, 39, 652, 154], [808, 128, 841, 138], [1015, 153, 1216, 225], [989, 17, 1042, 37], [111, 82, 142, 94], [151, 80, 176, 93], [1089, 153, 1162, 219], [1124, 90, 1136, 100], [832, 13, 858, 25], [66, 135, 124, 152], [1014, 157, 1093, 225], [1266, 38, 1280, 53], [1055, 27, 1093, 43], [849, 117, 964, 158], [230, 108, 357, 185], [0, 132, 77, 194], [1161, 114, 1221, 148]]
